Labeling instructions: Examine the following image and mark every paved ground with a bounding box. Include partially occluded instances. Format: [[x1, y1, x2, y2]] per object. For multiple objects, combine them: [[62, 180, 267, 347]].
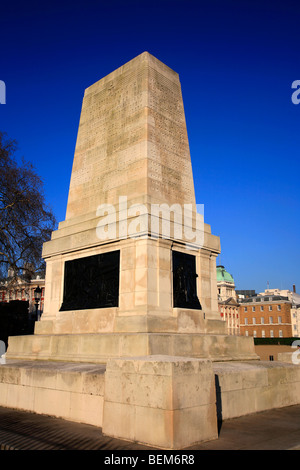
[[0, 404, 300, 451]]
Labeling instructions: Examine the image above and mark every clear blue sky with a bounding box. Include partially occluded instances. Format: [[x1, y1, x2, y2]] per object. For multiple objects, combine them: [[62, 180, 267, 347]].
[[1, 0, 299, 293]]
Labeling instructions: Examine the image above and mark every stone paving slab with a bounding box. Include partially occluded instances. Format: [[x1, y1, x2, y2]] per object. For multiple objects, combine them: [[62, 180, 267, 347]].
[[0, 404, 300, 451]]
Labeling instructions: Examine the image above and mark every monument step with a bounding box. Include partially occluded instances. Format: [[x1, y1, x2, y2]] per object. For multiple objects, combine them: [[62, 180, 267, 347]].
[[34, 310, 227, 335], [0, 359, 105, 427], [6, 332, 259, 363]]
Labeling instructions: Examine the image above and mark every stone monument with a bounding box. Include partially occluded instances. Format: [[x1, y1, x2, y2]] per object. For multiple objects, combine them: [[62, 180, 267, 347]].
[[2, 52, 300, 449], [7, 51, 257, 362]]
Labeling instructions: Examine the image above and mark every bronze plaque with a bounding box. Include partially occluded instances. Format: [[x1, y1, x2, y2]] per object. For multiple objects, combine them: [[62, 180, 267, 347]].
[[172, 251, 201, 310], [60, 251, 120, 311]]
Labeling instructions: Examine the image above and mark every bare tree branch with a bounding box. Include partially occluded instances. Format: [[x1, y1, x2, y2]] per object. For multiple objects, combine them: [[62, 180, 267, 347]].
[[0, 132, 56, 284]]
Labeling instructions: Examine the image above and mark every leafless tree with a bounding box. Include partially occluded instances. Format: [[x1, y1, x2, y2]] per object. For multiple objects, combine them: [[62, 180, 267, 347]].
[[0, 132, 56, 285]]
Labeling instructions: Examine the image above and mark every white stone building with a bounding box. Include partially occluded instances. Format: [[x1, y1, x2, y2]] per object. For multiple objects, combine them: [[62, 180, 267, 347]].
[[217, 265, 240, 335]]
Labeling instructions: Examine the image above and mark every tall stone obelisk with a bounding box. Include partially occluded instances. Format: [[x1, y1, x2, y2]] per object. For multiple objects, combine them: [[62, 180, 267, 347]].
[[7, 52, 258, 362], [66, 52, 197, 218]]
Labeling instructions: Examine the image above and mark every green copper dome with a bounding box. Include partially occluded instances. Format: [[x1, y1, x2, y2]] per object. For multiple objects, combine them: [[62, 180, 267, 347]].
[[216, 265, 234, 284]]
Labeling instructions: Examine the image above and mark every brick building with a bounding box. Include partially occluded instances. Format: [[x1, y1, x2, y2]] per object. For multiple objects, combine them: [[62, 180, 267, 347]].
[[239, 294, 293, 338], [259, 288, 300, 337]]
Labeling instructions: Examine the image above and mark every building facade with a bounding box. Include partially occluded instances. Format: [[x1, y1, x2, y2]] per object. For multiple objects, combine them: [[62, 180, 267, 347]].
[[217, 265, 240, 335], [259, 288, 300, 338], [0, 276, 45, 320], [239, 294, 293, 338]]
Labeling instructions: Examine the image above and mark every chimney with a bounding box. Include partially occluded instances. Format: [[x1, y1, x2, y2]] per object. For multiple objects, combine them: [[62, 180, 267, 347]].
[[293, 284, 296, 293]]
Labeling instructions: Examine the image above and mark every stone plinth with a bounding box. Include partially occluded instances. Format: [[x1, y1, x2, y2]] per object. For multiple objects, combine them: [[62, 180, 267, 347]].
[[1, 357, 299, 448], [102, 356, 218, 449], [6, 332, 258, 363], [0, 360, 105, 427], [214, 360, 300, 421], [278, 351, 299, 364], [39, 235, 222, 336]]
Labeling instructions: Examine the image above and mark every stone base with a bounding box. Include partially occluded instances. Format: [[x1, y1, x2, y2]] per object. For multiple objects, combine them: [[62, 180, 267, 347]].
[[102, 356, 218, 449], [0, 360, 105, 427], [214, 360, 300, 421], [0, 357, 299, 449], [34, 310, 228, 335], [278, 351, 299, 364], [6, 332, 259, 363]]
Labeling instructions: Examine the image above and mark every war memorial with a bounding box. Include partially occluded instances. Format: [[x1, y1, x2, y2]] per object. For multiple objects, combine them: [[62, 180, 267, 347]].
[[0, 52, 299, 449]]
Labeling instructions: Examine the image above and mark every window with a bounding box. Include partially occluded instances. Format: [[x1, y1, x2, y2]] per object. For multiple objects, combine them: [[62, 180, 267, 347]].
[[278, 316, 282, 324], [270, 330, 274, 337], [244, 307, 247, 312], [277, 305, 281, 311], [245, 318, 248, 325], [260, 305, 264, 311], [245, 331, 249, 336], [279, 330, 283, 338], [253, 330, 257, 338], [252, 306, 255, 312], [269, 305, 273, 311], [252, 317, 256, 324], [269, 316, 273, 324], [261, 317, 264, 324], [262, 330, 265, 338]]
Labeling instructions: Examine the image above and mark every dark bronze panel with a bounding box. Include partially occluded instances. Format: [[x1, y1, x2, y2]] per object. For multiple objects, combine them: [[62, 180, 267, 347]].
[[60, 251, 120, 311], [172, 250, 201, 310]]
